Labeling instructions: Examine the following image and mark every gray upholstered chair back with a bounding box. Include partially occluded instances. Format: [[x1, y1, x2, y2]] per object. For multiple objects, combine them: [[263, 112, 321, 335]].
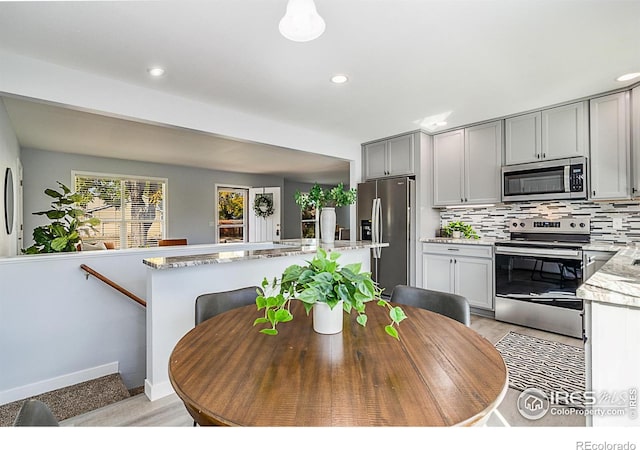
[[389, 285, 471, 326], [13, 399, 59, 426], [195, 286, 260, 325]]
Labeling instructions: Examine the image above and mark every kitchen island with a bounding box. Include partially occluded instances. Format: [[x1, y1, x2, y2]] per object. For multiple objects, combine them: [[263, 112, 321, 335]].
[[577, 246, 640, 426], [142, 239, 386, 401]]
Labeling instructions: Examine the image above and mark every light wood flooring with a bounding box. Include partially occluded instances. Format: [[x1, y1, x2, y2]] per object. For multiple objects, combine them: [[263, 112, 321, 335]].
[[59, 315, 585, 427]]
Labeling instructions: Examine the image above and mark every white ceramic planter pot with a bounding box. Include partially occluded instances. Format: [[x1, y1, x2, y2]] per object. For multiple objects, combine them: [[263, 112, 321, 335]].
[[313, 300, 344, 334], [452, 230, 462, 239], [320, 207, 336, 244]]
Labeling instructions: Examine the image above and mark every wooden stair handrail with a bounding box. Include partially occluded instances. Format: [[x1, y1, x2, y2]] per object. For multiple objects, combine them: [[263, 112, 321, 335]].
[[80, 264, 147, 308]]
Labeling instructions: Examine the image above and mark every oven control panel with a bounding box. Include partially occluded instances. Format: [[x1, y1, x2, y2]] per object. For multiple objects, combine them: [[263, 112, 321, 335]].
[[508, 218, 590, 233]]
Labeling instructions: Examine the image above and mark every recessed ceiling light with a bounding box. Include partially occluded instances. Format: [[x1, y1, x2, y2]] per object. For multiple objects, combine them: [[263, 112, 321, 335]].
[[616, 72, 640, 82], [147, 67, 165, 77], [331, 74, 349, 84]]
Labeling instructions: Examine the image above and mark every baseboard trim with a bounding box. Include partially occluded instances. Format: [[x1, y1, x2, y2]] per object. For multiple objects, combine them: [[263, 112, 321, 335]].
[[0, 361, 119, 406], [144, 379, 174, 401]]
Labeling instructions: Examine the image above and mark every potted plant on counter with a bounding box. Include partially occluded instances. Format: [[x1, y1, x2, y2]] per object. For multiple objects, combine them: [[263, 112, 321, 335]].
[[253, 248, 407, 339], [442, 221, 479, 239], [294, 183, 356, 244]]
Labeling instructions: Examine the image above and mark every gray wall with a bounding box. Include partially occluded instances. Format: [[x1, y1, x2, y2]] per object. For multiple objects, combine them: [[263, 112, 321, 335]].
[[0, 99, 21, 256], [20, 148, 288, 247], [282, 180, 350, 239]]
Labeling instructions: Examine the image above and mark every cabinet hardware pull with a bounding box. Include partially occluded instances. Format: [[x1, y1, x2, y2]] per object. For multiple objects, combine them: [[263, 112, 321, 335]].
[[449, 258, 453, 263], [542, 153, 546, 158], [447, 248, 460, 251], [593, 190, 596, 196], [454, 259, 457, 264], [460, 198, 463, 203]]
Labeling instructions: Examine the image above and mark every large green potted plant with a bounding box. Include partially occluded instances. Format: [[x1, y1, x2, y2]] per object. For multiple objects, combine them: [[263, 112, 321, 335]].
[[254, 248, 407, 339], [23, 182, 100, 254], [294, 182, 356, 244]]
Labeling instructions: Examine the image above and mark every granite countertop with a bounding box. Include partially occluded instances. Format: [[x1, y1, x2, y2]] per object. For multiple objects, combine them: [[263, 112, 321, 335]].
[[421, 237, 505, 246], [577, 246, 640, 309], [582, 242, 624, 252], [143, 239, 388, 270]]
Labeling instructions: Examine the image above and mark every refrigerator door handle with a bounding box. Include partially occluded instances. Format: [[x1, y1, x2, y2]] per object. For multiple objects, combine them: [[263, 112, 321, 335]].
[[376, 197, 383, 258], [372, 198, 381, 259]]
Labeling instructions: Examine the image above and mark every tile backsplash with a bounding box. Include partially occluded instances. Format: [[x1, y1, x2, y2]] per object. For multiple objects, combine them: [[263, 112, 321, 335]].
[[440, 200, 640, 244]]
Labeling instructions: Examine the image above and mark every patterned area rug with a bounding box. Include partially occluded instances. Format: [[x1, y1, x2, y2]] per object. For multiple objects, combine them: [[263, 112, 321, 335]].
[[495, 331, 585, 407]]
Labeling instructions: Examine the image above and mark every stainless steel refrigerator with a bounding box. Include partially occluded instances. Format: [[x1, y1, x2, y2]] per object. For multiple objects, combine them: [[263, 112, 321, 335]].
[[357, 177, 415, 298]]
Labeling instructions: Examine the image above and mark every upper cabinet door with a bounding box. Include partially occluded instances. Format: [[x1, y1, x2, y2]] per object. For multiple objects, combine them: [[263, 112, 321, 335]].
[[363, 133, 415, 180], [505, 111, 542, 165], [590, 92, 630, 200], [632, 87, 640, 197], [363, 141, 388, 180], [464, 121, 503, 204], [433, 129, 464, 206], [386, 134, 414, 177], [542, 101, 588, 160]]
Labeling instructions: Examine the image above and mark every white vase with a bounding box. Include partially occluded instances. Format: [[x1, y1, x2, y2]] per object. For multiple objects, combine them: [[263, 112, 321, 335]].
[[313, 300, 344, 334], [320, 207, 336, 244]]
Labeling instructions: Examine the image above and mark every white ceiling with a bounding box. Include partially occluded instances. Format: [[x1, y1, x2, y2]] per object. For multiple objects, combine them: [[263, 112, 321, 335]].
[[0, 0, 639, 180]]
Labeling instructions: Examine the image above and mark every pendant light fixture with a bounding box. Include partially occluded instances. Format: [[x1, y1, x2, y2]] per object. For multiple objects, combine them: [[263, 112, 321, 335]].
[[279, 0, 326, 42]]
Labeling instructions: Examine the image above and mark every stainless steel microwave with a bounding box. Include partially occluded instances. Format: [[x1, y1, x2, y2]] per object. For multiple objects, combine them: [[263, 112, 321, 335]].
[[502, 157, 587, 202]]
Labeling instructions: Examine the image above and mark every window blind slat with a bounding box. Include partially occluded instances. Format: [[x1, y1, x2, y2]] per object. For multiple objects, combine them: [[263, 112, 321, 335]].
[[74, 174, 166, 249]]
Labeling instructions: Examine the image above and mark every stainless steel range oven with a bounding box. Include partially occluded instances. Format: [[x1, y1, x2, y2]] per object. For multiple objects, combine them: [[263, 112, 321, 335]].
[[494, 218, 590, 338]]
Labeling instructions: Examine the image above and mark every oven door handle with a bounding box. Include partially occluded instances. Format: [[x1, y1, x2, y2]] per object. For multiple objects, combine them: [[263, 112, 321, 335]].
[[495, 246, 582, 260]]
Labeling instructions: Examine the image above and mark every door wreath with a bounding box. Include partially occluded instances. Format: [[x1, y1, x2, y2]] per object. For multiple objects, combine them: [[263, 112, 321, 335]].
[[253, 194, 275, 218]]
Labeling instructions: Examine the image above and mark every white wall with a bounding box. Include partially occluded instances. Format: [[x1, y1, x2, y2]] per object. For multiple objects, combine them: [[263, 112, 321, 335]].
[[0, 98, 20, 257], [0, 242, 273, 404]]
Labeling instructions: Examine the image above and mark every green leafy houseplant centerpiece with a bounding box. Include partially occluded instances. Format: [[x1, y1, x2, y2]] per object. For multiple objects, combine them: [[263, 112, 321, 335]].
[[254, 249, 407, 338], [23, 182, 100, 254], [294, 183, 356, 244]]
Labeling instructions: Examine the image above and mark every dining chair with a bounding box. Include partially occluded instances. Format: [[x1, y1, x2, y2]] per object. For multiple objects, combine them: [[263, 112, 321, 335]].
[[389, 285, 471, 326], [195, 286, 261, 325], [158, 238, 188, 246], [13, 399, 59, 426]]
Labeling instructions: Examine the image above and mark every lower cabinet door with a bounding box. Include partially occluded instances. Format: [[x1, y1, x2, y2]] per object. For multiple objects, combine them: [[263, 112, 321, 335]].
[[422, 253, 454, 294], [453, 256, 494, 310]]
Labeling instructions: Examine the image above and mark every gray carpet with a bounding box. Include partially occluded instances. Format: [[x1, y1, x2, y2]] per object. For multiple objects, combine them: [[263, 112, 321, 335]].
[[0, 373, 132, 426], [495, 331, 585, 407]]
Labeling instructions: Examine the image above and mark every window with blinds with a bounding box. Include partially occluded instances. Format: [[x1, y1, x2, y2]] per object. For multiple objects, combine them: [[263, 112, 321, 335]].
[[74, 172, 167, 249]]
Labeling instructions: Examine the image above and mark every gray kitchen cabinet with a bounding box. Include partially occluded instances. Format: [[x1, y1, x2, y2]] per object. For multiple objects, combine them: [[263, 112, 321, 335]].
[[433, 121, 502, 206], [432, 129, 464, 206], [504, 102, 588, 165], [465, 121, 502, 204], [363, 133, 414, 180], [590, 92, 631, 200], [422, 243, 494, 310], [632, 86, 640, 197], [504, 111, 541, 165]]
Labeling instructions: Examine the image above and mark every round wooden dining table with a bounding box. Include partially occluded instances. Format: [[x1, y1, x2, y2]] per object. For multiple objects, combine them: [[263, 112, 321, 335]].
[[169, 302, 508, 426]]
